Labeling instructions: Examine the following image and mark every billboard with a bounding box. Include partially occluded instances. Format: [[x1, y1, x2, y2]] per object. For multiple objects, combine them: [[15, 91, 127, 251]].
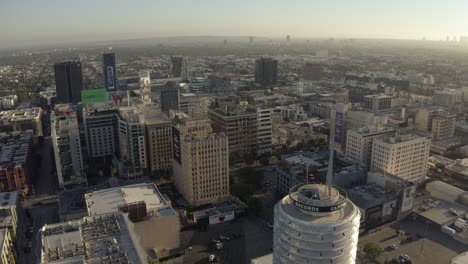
[[382, 200, 397, 217], [107, 66, 115, 90], [172, 126, 182, 165], [400, 186, 416, 213], [209, 211, 235, 225], [81, 89, 108, 103], [334, 112, 344, 144]]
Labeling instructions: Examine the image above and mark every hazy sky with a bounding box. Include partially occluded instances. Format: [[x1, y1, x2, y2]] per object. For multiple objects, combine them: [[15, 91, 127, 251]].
[[2, 0, 468, 48]]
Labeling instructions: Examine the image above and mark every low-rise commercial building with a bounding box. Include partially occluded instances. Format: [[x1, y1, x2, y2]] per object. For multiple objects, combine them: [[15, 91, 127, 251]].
[[0, 108, 43, 138], [85, 183, 180, 259], [40, 212, 147, 264]]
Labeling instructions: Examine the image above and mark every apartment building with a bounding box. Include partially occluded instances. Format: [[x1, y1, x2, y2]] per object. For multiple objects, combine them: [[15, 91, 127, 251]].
[[346, 126, 396, 168], [371, 134, 431, 183]]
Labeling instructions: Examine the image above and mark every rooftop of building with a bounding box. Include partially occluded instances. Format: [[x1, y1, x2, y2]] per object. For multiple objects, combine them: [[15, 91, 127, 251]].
[[85, 182, 176, 219], [209, 106, 258, 117], [0, 132, 32, 168], [0, 191, 18, 208], [59, 177, 151, 218], [0, 107, 41, 121], [364, 93, 392, 99], [347, 126, 396, 136], [375, 133, 429, 144], [445, 159, 468, 177], [452, 251, 468, 264], [347, 184, 398, 210], [279, 184, 359, 224], [40, 212, 146, 264], [251, 253, 273, 264]]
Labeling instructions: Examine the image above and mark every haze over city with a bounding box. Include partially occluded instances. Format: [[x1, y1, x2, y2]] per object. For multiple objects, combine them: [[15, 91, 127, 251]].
[[2, 1, 468, 264], [2, 0, 468, 48]]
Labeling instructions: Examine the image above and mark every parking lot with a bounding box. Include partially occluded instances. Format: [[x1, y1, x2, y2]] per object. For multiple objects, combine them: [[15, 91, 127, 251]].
[[359, 218, 467, 264], [180, 217, 273, 264]]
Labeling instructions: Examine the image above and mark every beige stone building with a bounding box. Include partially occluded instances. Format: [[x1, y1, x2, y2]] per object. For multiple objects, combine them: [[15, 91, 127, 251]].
[[371, 134, 431, 183], [431, 114, 456, 142], [145, 116, 173, 177], [0, 228, 14, 264], [209, 108, 259, 155], [345, 126, 396, 168], [172, 131, 229, 206]]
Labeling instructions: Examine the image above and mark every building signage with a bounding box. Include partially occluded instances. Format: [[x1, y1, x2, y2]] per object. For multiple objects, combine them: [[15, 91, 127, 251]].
[[209, 211, 235, 225], [400, 186, 416, 213], [382, 200, 396, 217], [291, 198, 345, 213], [172, 126, 182, 165], [81, 89, 108, 103], [107, 66, 115, 90], [334, 112, 344, 144]]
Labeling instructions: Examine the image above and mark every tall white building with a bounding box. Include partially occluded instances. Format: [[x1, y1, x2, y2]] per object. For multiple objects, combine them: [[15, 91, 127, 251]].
[[117, 106, 147, 179], [139, 70, 152, 103], [371, 134, 431, 183], [273, 184, 361, 264], [51, 104, 86, 189]]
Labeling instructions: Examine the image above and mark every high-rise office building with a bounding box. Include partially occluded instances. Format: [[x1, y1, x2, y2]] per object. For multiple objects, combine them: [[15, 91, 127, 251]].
[[103, 52, 117, 90], [255, 58, 278, 88], [83, 105, 121, 159], [371, 134, 431, 183], [179, 93, 209, 118], [160, 82, 180, 112], [118, 106, 147, 179], [433, 89, 462, 107], [431, 114, 456, 141], [146, 116, 173, 177], [273, 184, 361, 264], [364, 94, 392, 113], [54, 61, 83, 104], [51, 104, 87, 189], [172, 131, 229, 206], [209, 107, 260, 155], [171, 56, 189, 80]]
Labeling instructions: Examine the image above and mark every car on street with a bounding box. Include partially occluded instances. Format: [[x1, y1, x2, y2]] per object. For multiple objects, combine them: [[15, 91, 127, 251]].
[[209, 254, 217, 262]]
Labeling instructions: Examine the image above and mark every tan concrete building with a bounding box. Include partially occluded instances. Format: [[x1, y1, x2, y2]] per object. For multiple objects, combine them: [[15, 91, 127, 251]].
[[145, 116, 173, 177], [432, 114, 456, 142], [172, 132, 229, 206], [371, 134, 431, 183], [345, 126, 396, 168], [0, 107, 43, 138], [209, 108, 259, 155], [0, 229, 15, 264], [85, 183, 180, 259]]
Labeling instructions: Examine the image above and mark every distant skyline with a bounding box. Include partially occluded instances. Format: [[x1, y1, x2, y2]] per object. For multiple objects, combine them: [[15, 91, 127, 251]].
[[2, 0, 468, 48]]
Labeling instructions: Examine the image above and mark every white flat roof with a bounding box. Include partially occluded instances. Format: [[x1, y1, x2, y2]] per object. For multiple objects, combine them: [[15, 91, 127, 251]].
[[85, 183, 176, 217]]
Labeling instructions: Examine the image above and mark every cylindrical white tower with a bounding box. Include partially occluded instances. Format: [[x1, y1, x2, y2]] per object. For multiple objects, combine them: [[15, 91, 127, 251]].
[[273, 184, 361, 264]]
